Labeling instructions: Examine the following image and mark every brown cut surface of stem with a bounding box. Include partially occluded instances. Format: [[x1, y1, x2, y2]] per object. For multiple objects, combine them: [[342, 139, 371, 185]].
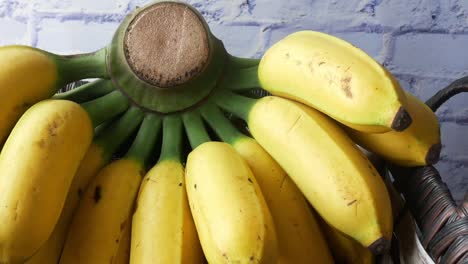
[[124, 2, 210, 88]]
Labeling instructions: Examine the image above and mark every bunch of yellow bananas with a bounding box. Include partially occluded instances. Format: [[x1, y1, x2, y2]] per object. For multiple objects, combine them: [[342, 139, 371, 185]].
[[0, 1, 441, 264]]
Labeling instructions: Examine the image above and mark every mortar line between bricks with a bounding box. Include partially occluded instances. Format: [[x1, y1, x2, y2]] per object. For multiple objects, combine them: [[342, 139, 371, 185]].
[[34, 11, 126, 23]]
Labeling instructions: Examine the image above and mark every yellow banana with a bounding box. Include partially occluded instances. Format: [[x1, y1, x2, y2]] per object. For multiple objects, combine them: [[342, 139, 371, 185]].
[[58, 159, 142, 264], [258, 30, 410, 133], [317, 214, 375, 264], [131, 160, 203, 264], [59, 114, 161, 264], [186, 142, 278, 263], [0, 45, 106, 145], [234, 138, 334, 264], [0, 100, 93, 263], [216, 93, 393, 254], [26, 107, 144, 264], [348, 92, 441, 167], [199, 102, 333, 263], [131, 116, 203, 264]]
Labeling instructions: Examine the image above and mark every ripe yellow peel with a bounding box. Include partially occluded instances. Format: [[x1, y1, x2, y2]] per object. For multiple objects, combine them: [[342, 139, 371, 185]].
[[131, 160, 203, 264], [348, 92, 441, 167], [0, 100, 93, 263], [26, 143, 106, 264], [186, 142, 278, 264], [59, 159, 143, 264], [248, 96, 393, 248], [233, 138, 334, 264], [258, 31, 406, 132], [0, 46, 58, 145]]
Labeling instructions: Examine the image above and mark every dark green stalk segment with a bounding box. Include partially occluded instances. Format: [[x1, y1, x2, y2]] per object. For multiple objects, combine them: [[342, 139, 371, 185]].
[[228, 54, 261, 68], [80, 90, 130, 128], [159, 115, 184, 162], [200, 103, 244, 145], [53, 48, 108, 86], [221, 65, 260, 90], [212, 90, 257, 122], [126, 114, 162, 167], [182, 110, 211, 149], [53, 79, 115, 103], [94, 107, 145, 162]]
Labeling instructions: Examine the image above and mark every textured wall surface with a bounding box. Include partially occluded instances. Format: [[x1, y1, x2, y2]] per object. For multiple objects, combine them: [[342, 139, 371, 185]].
[[1, 0, 467, 201]]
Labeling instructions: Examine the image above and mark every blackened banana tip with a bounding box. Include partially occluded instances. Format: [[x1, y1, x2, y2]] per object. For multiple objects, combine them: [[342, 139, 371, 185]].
[[367, 237, 391, 255], [391, 107, 412, 131], [426, 143, 442, 165]]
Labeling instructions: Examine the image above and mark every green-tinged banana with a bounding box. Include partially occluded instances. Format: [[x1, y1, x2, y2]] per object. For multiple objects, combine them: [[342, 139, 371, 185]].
[[200, 103, 333, 264], [131, 116, 203, 264], [0, 100, 93, 263], [255, 30, 410, 133], [0, 45, 107, 146], [317, 215, 375, 264], [348, 92, 441, 167], [59, 114, 161, 264], [26, 107, 144, 264], [185, 140, 278, 264], [215, 91, 393, 254]]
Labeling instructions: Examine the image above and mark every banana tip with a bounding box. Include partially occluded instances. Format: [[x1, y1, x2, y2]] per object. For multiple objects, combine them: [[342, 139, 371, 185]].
[[425, 143, 442, 165], [367, 237, 391, 255], [391, 107, 412, 131]]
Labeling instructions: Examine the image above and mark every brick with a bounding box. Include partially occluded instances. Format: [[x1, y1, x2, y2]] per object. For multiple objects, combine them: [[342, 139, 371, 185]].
[[36, 19, 120, 54], [440, 122, 468, 160], [0, 0, 31, 19], [210, 24, 261, 57], [250, 0, 328, 24], [333, 32, 383, 59], [35, 0, 127, 13], [392, 33, 468, 77], [0, 17, 28, 45], [373, 0, 438, 30], [433, 0, 468, 33], [434, 159, 468, 203]]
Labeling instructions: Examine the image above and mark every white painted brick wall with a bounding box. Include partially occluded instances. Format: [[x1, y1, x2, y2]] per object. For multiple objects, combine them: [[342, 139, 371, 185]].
[[0, 0, 466, 201]]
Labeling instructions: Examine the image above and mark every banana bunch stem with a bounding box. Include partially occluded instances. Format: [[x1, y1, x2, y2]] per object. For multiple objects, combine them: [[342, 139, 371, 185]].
[[80, 91, 129, 128]]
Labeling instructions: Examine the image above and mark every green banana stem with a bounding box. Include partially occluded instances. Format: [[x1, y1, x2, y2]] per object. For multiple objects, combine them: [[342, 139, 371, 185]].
[[159, 115, 184, 162], [80, 90, 130, 127], [213, 90, 256, 122], [221, 65, 260, 90], [228, 54, 261, 68], [182, 110, 211, 149], [94, 107, 145, 162], [53, 79, 115, 103], [125, 113, 162, 167], [53, 48, 108, 86], [200, 103, 244, 145]]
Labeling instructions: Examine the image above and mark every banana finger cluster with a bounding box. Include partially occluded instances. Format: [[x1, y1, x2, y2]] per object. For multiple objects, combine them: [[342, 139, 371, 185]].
[[0, 1, 440, 264]]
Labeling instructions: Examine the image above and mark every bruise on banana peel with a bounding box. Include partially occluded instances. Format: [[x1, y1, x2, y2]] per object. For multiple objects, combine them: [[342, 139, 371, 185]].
[[257, 30, 412, 133]]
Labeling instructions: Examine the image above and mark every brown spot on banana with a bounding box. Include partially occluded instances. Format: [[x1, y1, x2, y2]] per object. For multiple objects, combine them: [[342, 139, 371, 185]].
[[341, 76, 353, 98], [93, 185, 102, 203]]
